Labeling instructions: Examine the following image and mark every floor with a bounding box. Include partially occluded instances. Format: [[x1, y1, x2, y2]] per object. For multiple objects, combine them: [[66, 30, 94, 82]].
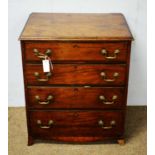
[[8, 106, 147, 155]]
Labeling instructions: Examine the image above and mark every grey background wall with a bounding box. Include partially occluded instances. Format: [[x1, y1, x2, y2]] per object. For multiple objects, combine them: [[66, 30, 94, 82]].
[[8, 0, 147, 106]]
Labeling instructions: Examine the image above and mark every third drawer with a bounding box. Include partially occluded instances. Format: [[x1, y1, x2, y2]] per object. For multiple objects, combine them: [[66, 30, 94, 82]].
[[27, 87, 126, 109]]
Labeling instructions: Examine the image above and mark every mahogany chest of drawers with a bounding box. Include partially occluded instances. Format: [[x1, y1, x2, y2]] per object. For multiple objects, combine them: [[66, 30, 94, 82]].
[[19, 13, 133, 145]]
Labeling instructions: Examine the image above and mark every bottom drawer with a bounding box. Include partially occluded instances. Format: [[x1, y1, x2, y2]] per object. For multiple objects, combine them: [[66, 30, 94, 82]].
[[29, 111, 124, 137]]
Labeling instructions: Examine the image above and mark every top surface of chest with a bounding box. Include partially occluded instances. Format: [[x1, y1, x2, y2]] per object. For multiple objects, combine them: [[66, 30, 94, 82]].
[[19, 13, 133, 41]]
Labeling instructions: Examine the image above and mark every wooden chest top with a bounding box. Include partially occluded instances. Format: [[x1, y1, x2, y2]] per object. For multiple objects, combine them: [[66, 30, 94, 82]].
[[19, 13, 133, 41]]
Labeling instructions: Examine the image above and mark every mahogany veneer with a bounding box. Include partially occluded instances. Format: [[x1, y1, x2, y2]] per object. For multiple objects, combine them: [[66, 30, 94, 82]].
[[25, 42, 128, 63], [19, 13, 133, 145], [27, 87, 125, 109], [25, 64, 126, 86]]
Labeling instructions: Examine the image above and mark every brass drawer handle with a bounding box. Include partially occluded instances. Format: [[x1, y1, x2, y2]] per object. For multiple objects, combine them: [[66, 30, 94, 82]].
[[35, 95, 53, 104], [33, 49, 52, 59], [99, 95, 117, 104], [100, 72, 119, 82], [34, 72, 52, 82], [101, 49, 120, 59], [98, 120, 116, 129], [37, 120, 54, 129]]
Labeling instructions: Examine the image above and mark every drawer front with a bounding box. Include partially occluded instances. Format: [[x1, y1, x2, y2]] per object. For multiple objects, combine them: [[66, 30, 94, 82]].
[[25, 64, 126, 86], [24, 42, 128, 63], [27, 87, 125, 109], [29, 111, 124, 136]]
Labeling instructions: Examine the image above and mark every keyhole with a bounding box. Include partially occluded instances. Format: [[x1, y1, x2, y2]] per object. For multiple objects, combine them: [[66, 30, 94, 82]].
[[73, 44, 79, 48]]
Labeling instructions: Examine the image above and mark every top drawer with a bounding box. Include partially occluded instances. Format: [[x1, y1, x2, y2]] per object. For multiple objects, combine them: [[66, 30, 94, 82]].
[[24, 42, 128, 63]]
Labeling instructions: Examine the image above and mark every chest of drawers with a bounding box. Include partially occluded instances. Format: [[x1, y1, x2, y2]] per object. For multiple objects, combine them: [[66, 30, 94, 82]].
[[19, 13, 133, 145]]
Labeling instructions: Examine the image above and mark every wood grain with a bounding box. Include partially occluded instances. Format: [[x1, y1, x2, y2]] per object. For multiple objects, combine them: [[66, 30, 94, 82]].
[[24, 41, 128, 63], [27, 87, 125, 109], [19, 13, 133, 41], [25, 64, 126, 86], [29, 110, 124, 136]]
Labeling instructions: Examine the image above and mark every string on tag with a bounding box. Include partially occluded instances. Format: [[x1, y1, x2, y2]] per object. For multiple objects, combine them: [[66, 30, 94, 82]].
[[45, 55, 53, 70]]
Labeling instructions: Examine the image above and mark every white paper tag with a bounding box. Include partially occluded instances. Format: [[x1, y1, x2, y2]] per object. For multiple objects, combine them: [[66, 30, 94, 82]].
[[42, 60, 50, 72]]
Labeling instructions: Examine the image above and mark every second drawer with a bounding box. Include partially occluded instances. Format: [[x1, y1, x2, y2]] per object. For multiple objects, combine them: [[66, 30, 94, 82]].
[[27, 87, 125, 109], [25, 64, 126, 86]]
